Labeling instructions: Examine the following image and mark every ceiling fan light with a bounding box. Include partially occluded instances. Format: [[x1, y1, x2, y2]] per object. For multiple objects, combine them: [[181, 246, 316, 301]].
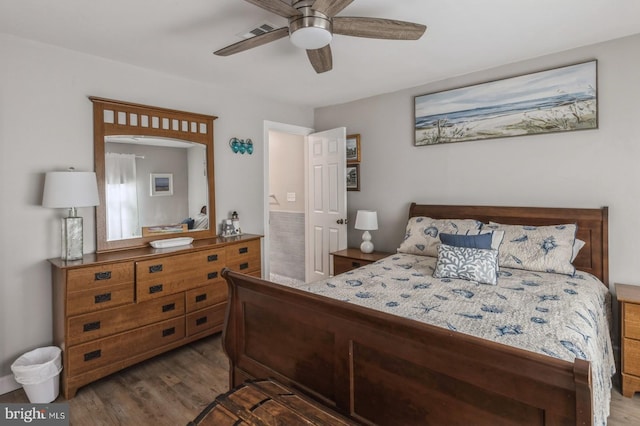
[[290, 26, 332, 50]]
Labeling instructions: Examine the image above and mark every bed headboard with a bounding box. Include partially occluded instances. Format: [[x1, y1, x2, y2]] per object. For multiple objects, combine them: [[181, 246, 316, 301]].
[[408, 203, 609, 286]]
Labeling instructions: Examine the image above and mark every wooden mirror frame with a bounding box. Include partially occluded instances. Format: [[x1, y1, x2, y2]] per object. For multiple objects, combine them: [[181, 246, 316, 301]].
[[90, 97, 217, 253]]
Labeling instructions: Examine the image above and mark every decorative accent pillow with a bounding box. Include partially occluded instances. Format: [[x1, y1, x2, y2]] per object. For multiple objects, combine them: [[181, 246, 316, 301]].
[[433, 244, 499, 285], [485, 222, 577, 275], [398, 217, 482, 257], [440, 232, 492, 249]]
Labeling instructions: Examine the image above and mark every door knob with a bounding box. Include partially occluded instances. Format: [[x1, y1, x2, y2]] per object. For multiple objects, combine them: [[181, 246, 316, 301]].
[[336, 218, 349, 224]]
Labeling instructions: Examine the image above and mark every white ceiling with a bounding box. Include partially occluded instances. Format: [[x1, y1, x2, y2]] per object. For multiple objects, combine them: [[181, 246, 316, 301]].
[[2, 0, 639, 108]]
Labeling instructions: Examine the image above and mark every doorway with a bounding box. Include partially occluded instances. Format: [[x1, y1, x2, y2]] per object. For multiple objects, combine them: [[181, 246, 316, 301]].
[[263, 121, 313, 287]]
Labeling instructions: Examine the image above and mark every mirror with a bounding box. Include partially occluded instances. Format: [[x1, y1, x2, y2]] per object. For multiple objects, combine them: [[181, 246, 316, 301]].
[[91, 97, 217, 253]]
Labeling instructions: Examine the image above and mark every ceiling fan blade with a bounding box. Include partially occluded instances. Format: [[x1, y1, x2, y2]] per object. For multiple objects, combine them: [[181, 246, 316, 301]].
[[243, 0, 302, 18], [333, 17, 426, 40], [312, 0, 354, 17], [307, 45, 333, 73], [214, 27, 289, 56]]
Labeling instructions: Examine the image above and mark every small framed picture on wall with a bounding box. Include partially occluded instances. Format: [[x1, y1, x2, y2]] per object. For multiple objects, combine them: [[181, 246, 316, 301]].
[[347, 164, 360, 191], [346, 134, 361, 164], [150, 173, 173, 196]]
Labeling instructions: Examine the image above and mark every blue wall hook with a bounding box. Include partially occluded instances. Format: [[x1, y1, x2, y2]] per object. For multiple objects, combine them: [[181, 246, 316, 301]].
[[229, 137, 253, 155]]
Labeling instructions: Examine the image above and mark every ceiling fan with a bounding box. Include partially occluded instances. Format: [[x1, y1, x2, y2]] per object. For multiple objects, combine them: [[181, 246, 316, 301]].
[[214, 0, 427, 73]]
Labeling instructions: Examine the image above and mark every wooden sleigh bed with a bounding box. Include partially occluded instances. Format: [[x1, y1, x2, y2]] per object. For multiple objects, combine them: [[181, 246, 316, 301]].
[[221, 204, 610, 425]]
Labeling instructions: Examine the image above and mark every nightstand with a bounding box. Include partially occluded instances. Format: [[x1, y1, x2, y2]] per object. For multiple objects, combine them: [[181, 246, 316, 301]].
[[331, 248, 391, 275], [616, 283, 640, 397]]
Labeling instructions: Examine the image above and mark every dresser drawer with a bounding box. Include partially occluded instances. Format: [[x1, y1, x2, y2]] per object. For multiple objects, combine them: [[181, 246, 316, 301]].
[[191, 248, 226, 286], [186, 283, 227, 313], [136, 252, 202, 301], [67, 283, 134, 316], [625, 303, 640, 339], [67, 316, 185, 376], [226, 240, 261, 274], [66, 262, 133, 293], [186, 304, 226, 336], [67, 293, 185, 346]]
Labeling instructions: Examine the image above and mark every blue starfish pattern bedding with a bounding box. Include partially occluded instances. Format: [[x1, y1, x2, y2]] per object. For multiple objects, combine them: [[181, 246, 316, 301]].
[[288, 253, 615, 425]]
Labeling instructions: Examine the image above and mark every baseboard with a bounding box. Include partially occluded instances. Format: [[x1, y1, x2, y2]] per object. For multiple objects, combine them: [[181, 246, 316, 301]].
[[0, 373, 21, 396]]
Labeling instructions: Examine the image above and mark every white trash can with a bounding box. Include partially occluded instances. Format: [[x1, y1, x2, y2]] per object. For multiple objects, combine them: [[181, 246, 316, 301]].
[[10, 346, 62, 403]]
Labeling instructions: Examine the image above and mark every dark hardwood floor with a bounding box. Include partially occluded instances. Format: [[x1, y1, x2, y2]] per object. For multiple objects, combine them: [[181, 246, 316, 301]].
[[1, 334, 639, 425]]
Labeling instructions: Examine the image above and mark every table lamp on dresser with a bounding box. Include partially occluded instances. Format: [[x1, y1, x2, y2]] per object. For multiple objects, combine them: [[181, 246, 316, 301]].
[[42, 167, 99, 260]]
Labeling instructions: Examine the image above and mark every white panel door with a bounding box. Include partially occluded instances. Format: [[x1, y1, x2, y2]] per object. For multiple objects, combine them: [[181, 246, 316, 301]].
[[305, 127, 347, 282]]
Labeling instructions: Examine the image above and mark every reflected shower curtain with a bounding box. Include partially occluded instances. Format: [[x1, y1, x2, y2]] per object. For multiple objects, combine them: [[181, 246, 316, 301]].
[[105, 153, 140, 240]]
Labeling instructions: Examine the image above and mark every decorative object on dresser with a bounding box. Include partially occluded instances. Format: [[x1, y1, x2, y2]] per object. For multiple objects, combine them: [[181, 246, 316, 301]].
[[615, 283, 640, 397], [354, 210, 378, 253], [42, 168, 99, 260], [331, 248, 390, 276], [50, 235, 262, 399]]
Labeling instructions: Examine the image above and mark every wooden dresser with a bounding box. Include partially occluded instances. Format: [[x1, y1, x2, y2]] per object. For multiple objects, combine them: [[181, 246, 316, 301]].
[[49, 234, 261, 399], [616, 283, 640, 397]]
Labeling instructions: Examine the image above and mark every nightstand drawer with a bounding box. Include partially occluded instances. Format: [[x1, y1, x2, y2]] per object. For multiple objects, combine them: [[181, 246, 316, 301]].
[[334, 256, 372, 275], [624, 337, 640, 376], [625, 303, 640, 339]]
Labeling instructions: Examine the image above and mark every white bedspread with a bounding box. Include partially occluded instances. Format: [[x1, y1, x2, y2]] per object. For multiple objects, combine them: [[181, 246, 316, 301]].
[[287, 253, 615, 425]]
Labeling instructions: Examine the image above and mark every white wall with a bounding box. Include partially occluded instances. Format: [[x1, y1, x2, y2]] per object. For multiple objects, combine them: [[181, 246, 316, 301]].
[[268, 131, 305, 213], [315, 33, 640, 291], [0, 34, 313, 386]]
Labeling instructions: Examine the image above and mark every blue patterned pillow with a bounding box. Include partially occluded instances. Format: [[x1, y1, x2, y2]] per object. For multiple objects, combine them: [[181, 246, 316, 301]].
[[433, 244, 499, 285], [485, 222, 577, 275], [439, 232, 492, 249], [398, 217, 483, 257]]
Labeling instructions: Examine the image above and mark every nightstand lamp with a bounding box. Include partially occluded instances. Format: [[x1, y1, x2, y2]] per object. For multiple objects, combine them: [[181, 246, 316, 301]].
[[354, 210, 378, 254], [43, 168, 99, 260]]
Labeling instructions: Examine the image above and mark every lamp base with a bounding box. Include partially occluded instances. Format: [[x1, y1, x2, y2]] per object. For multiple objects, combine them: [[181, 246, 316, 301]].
[[360, 230, 374, 254], [62, 217, 83, 261]]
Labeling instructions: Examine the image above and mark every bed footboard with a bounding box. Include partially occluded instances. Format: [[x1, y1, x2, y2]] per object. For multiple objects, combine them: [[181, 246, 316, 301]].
[[221, 269, 592, 425]]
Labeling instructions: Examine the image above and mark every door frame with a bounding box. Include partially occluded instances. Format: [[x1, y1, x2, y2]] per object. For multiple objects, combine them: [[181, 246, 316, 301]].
[[262, 120, 314, 281]]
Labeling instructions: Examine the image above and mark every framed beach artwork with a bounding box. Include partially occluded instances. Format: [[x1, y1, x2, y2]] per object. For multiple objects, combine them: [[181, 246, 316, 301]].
[[346, 164, 360, 191], [150, 173, 173, 196], [414, 60, 597, 146], [346, 134, 361, 164]]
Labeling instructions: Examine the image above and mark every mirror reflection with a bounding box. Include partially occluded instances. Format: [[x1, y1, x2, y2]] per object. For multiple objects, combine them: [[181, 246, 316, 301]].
[[105, 136, 208, 242]]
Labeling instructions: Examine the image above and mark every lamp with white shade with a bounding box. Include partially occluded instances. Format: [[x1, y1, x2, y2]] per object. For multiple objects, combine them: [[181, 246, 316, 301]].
[[42, 168, 99, 260], [354, 210, 378, 254]]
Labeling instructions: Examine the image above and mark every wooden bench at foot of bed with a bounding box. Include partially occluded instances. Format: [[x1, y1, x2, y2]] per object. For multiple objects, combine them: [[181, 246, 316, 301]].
[[221, 269, 592, 425]]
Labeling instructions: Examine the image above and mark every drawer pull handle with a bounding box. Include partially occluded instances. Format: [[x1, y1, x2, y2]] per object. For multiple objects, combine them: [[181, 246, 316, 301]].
[[94, 271, 112, 281], [149, 264, 163, 273], [207, 271, 218, 280], [207, 254, 218, 262], [162, 303, 175, 312], [83, 321, 101, 332], [239, 262, 249, 270], [239, 247, 249, 254], [162, 327, 175, 337], [195, 294, 207, 303], [196, 316, 208, 326], [351, 261, 362, 268], [94, 293, 112, 304], [149, 284, 163, 294], [84, 350, 101, 361]]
